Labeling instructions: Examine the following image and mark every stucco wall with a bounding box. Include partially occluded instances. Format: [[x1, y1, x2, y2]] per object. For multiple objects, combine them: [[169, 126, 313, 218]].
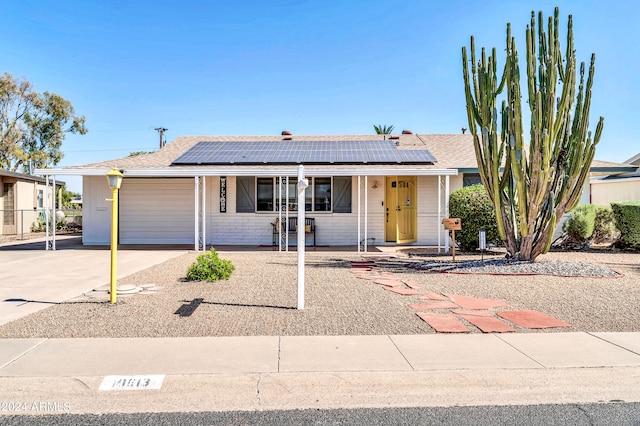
[[590, 178, 640, 205]]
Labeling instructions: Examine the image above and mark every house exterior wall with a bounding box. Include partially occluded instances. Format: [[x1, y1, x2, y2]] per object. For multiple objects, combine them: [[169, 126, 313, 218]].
[[82, 176, 113, 245], [1, 175, 54, 236], [590, 178, 640, 205], [81, 174, 461, 246]]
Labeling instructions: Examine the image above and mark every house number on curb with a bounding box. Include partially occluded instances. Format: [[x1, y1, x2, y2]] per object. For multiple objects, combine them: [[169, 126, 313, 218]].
[[98, 375, 165, 391], [220, 176, 227, 213]]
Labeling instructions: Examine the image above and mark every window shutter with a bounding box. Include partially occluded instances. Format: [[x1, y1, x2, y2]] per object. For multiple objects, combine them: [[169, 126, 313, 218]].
[[236, 176, 255, 213], [333, 176, 352, 213]]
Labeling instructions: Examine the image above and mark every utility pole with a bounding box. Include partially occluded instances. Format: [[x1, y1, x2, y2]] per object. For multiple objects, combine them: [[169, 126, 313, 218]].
[[154, 127, 168, 148]]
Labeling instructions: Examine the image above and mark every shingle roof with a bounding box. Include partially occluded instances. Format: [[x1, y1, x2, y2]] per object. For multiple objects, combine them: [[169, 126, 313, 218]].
[[65, 133, 633, 173]]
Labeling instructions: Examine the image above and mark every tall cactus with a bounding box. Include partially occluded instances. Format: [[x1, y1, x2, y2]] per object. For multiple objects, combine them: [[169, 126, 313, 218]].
[[462, 7, 604, 261]]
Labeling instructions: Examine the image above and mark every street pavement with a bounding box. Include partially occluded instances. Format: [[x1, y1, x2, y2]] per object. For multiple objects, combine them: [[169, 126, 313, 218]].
[[0, 237, 639, 417]]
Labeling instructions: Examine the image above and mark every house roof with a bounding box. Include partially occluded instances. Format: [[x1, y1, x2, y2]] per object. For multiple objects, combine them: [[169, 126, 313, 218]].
[[625, 152, 640, 166], [0, 169, 65, 186], [34, 133, 635, 177]]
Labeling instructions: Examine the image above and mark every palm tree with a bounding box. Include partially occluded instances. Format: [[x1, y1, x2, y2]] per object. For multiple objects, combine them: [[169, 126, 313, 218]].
[[373, 124, 394, 134]]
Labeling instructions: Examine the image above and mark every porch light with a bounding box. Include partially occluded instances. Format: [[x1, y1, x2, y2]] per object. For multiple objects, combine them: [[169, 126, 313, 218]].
[[106, 168, 124, 304], [106, 168, 124, 190]]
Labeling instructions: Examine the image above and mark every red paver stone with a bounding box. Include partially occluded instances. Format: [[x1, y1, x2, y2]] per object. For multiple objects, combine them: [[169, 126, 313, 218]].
[[458, 314, 515, 333], [497, 310, 571, 329], [444, 294, 508, 310], [372, 278, 405, 287], [409, 301, 459, 310], [416, 312, 470, 333], [384, 287, 420, 295], [402, 280, 421, 290], [419, 292, 448, 301]]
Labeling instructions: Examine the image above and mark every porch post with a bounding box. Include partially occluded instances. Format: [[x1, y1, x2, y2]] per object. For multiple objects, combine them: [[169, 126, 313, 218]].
[[202, 176, 206, 251], [357, 176, 361, 253], [44, 175, 49, 250], [445, 175, 450, 253], [364, 175, 368, 252], [194, 176, 198, 251], [438, 175, 441, 254], [52, 176, 56, 250]]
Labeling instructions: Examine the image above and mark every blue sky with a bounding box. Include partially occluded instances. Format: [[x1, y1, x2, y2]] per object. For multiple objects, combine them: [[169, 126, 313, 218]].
[[2, 1, 638, 192]]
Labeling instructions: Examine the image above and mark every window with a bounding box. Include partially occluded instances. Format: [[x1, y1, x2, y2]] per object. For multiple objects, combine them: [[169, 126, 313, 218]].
[[240, 176, 352, 213], [37, 189, 44, 208], [256, 178, 274, 212]]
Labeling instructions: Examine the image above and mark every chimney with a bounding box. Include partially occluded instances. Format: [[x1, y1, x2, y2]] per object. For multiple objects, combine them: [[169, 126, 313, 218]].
[[462, 127, 467, 134], [401, 129, 413, 134]]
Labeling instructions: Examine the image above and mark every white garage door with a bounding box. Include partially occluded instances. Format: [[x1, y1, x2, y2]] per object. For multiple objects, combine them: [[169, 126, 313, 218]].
[[119, 178, 194, 244]]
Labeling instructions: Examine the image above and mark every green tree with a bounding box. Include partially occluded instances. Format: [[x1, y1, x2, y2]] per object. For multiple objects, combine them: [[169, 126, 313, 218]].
[[373, 124, 394, 134], [0, 72, 88, 172], [128, 150, 155, 157], [461, 7, 603, 261], [60, 185, 80, 208]]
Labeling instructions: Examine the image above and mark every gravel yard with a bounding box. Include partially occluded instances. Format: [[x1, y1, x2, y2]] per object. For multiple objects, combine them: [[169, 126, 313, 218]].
[[0, 249, 638, 338]]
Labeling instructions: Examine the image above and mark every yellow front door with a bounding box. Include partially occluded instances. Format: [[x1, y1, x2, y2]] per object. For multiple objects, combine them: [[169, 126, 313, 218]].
[[385, 176, 417, 243]]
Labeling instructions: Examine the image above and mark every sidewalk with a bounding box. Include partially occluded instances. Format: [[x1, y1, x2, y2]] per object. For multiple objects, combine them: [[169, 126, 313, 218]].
[[1, 332, 639, 415]]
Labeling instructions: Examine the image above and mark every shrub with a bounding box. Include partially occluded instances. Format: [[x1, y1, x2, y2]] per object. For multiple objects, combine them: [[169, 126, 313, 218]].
[[611, 201, 640, 249], [562, 204, 597, 243], [449, 184, 500, 251], [186, 249, 235, 281], [591, 205, 619, 244]]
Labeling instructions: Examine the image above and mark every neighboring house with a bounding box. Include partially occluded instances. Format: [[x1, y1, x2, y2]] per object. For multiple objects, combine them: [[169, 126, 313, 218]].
[[35, 132, 635, 249], [0, 170, 64, 236], [590, 153, 640, 205]]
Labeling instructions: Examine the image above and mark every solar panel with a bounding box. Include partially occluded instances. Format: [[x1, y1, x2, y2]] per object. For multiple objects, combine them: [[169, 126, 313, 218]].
[[336, 141, 367, 163], [366, 140, 402, 163], [399, 149, 438, 164], [272, 141, 305, 163], [172, 140, 436, 165], [304, 141, 336, 163], [237, 142, 276, 163]]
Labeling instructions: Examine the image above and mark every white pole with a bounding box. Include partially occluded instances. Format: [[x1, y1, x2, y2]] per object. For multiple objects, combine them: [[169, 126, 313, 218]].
[[52, 176, 56, 250], [357, 176, 361, 253], [45, 175, 49, 251], [194, 177, 199, 251], [297, 165, 307, 310], [364, 175, 368, 253], [278, 176, 282, 252], [445, 175, 450, 253], [202, 176, 206, 250], [437, 175, 441, 254]]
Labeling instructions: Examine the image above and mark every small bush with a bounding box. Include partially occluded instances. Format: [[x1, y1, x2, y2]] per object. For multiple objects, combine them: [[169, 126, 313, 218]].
[[563, 204, 597, 243], [591, 205, 619, 244], [611, 201, 640, 249], [186, 249, 235, 281], [449, 184, 501, 251]]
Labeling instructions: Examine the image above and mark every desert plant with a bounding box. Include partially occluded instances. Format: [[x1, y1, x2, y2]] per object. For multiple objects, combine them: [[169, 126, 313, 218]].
[[186, 248, 235, 281], [611, 201, 640, 249], [562, 204, 597, 243], [462, 7, 604, 261], [449, 184, 501, 251], [591, 205, 618, 244]]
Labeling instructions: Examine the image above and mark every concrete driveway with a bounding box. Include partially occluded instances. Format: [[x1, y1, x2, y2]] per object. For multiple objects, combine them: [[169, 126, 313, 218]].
[[0, 236, 188, 326]]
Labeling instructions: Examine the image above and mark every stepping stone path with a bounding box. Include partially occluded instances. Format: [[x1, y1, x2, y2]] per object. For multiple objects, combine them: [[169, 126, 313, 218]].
[[350, 259, 571, 334]]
